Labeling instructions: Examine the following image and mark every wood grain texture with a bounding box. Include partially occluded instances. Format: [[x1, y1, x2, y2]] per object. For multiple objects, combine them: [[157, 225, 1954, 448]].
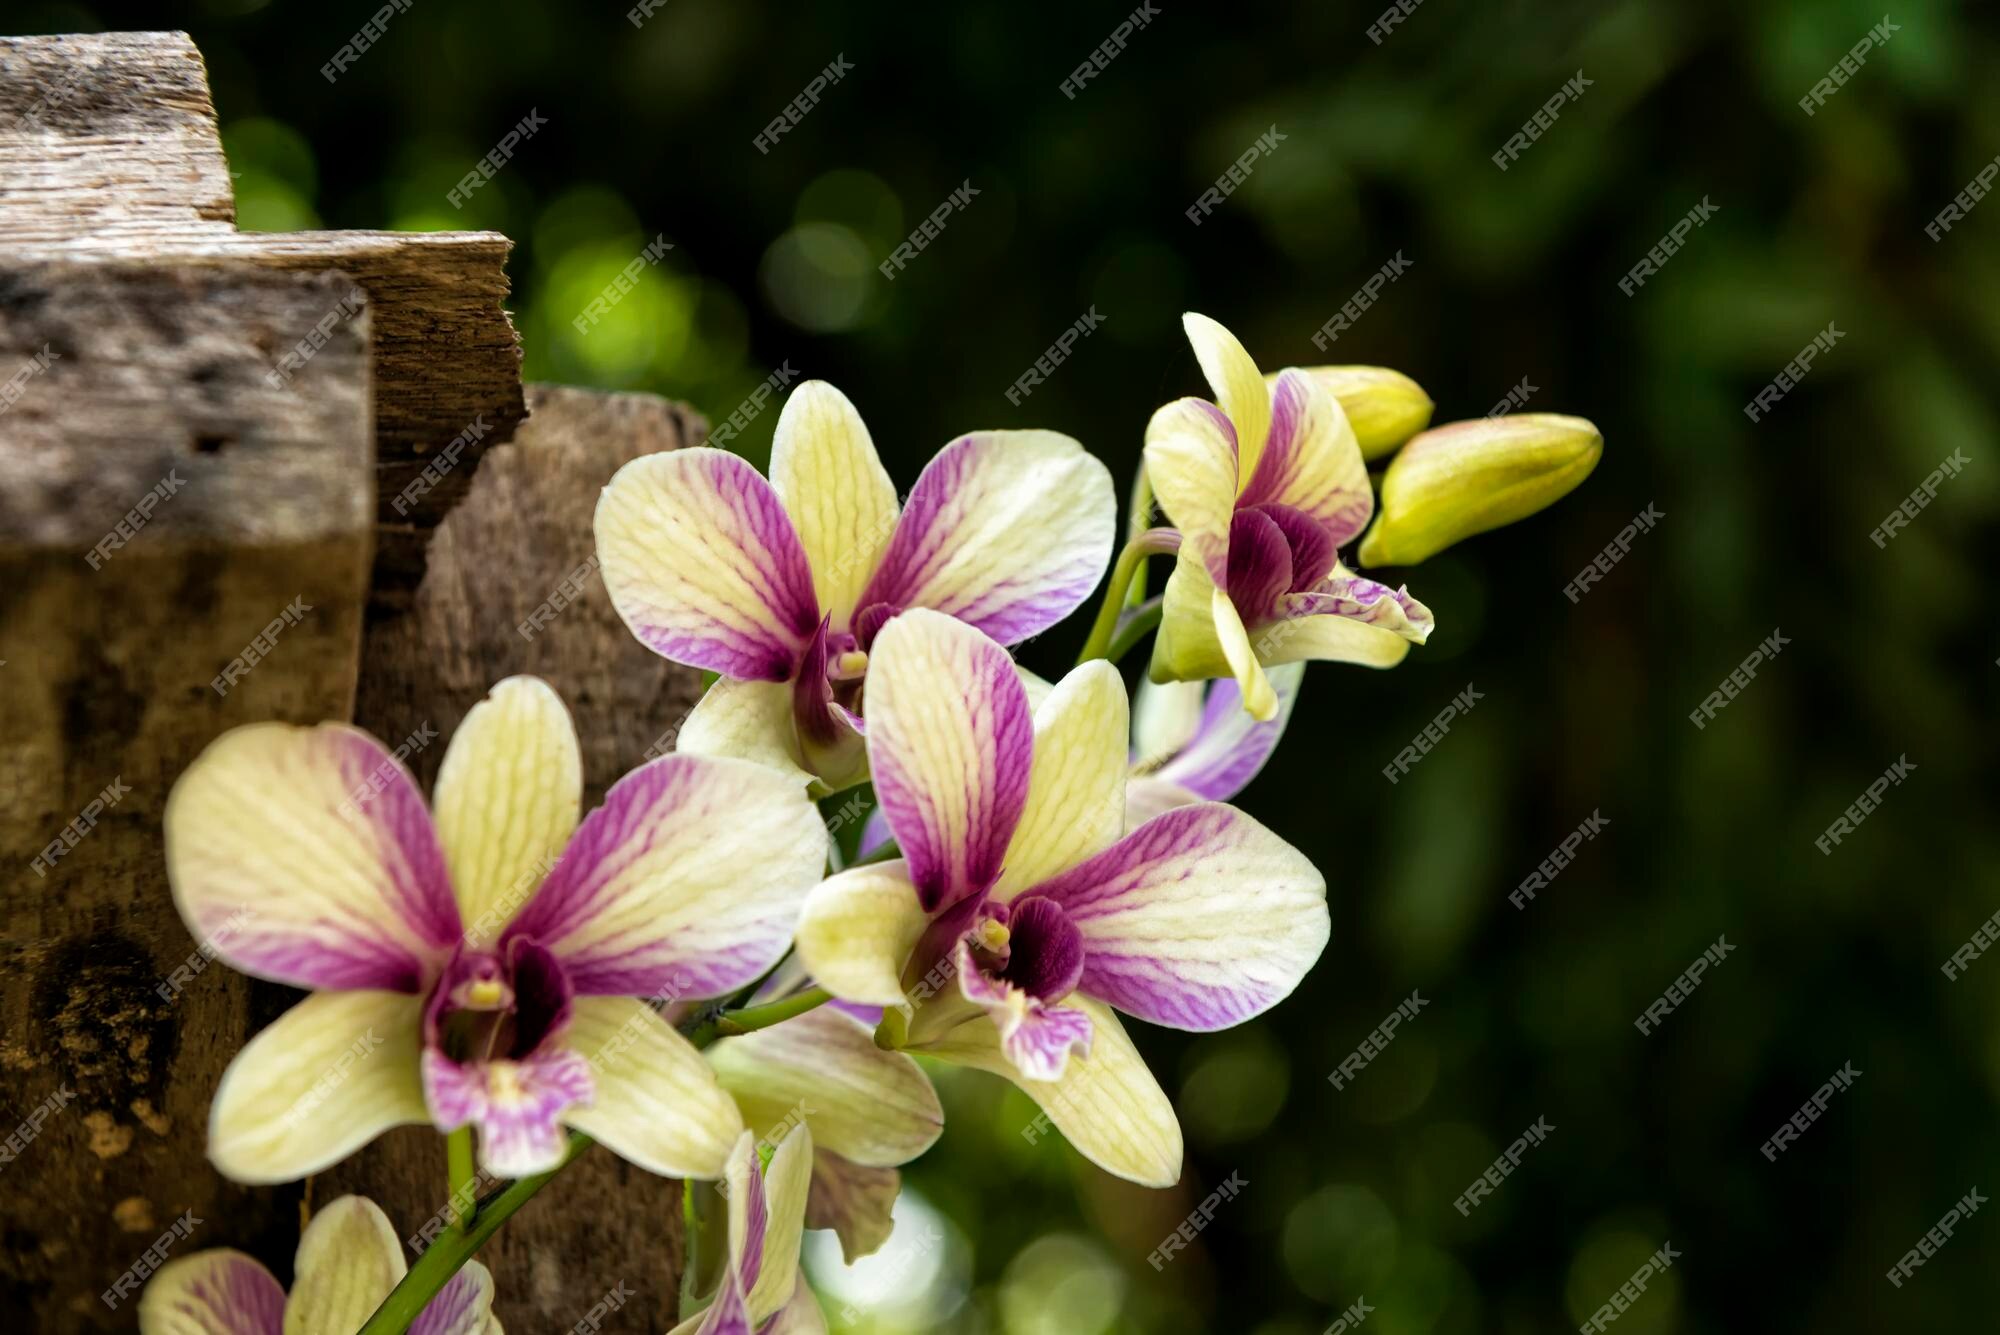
[[314, 383, 709, 1332], [0, 262, 374, 1330]]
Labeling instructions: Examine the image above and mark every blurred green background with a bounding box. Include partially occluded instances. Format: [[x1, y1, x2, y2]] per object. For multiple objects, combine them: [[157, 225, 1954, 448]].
[[22, 0, 2000, 1329]]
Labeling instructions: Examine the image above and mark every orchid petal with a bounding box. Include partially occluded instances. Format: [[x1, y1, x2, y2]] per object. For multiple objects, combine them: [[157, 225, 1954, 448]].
[[957, 942, 1093, 1082], [1240, 369, 1373, 543], [1182, 313, 1271, 492], [1224, 507, 1294, 623], [208, 991, 428, 1185], [746, 1125, 814, 1324], [856, 431, 1115, 647], [139, 1251, 285, 1335], [1211, 588, 1278, 721], [863, 610, 1032, 911], [165, 724, 458, 993], [1034, 803, 1328, 1031], [595, 447, 820, 681], [1123, 776, 1205, 827], [761, 1274, 829, 1334], [1141, 397, 1236, 578], [1284, 568, 1434, 644], [1138, 663, 1303, 802], [421, 1046, 594, 1178], [993, 661, 1128, 901], [1253, 612, 1414, 668], [285, 1195, 405, 1335], [507, 754, 826, 998], [919, 996, 1181, 1186], [1130, 676, 1205, 773], [794, 861, 929, 1007], [678, 678, 816, 788], [1149, 550, 1231, 685], [806, 1154, 901, 1264], [406, 1265, 500, 1335], [709, 1008, 942, 1168], [565, 997, 743, 1179], [768, 382, 901, 631], [432, 677, 582, 950]]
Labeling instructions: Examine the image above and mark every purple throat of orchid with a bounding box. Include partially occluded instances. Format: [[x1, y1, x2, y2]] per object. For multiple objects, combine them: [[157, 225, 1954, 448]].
[[911, 891, 1087, 1010], [421, 938, 594, 1171], [791, 603, 901, 771], [1223, 501, 1339, 630]]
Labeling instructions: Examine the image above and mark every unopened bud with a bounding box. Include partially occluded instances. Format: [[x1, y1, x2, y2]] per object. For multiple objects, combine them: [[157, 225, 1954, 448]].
[[1357, 414, 1601, 567], [1294, 366, 1434, 460]]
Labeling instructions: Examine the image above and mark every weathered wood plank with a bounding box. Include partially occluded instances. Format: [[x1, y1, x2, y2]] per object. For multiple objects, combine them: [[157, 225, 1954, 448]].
[[314, 384, 709, 1332], [0, 262, 374, 1329]]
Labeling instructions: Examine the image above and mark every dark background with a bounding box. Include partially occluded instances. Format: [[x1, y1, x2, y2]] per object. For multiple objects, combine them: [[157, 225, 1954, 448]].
[[18, 0, 2000, 1329]]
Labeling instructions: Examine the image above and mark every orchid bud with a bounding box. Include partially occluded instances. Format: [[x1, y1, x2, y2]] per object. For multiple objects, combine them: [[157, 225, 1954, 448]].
[[1357, 414, 1602, 567], [1296, 367, 1434, 460]]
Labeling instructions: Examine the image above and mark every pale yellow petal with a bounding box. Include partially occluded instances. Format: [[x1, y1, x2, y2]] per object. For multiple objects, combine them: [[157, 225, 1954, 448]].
[[565, 998, 743, 1179], [994, 661, 1128, 899], [676, 677, 814, 787], [746, 1125, 815, 1324], [1211, 588, 1278, 721], [794, 862, 929, 1007], [1182, 313, 1270, 492], [286, 1196, 406, 1335], [1258, 614, 1413, 669], [768, 382, 900, 630]]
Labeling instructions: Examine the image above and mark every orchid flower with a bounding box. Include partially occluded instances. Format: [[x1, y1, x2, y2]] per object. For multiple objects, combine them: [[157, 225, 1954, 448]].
[[1125, 662, 1303, 826], [164, 676, 828, 1183], [595, 382, 1116, 790], [670, 1126, 824, 1335], [1146, 313, 1435, 720], [140, 1195, 500, 1335], [794, 610, 1328, 1187]]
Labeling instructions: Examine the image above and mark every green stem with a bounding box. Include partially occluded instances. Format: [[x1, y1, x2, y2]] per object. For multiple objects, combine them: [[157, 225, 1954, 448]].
[[1077, 529, 1180, 665], [683, 987, 832, 1047], [1105, 597, 1164, 664], [445, 1127, 476, 1233]]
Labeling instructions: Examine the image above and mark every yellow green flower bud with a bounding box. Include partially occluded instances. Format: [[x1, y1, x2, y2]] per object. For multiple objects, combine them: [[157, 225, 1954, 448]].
[[1357, 414, 1602, 567], [1295, 367, 1434, 460]]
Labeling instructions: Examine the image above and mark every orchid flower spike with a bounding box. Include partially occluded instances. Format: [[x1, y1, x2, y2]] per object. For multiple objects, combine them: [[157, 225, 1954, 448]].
[[669, 1126, 824, 1335], [140, 1195, 500, 1335], [1125, 662, 1303, 827], [165, 676, 828, 1184], [796, 610, 1329, 1187], [595, 382, 1116, 791], [708, 1004, 943, 1263], [1146, 313, 1435, 720]]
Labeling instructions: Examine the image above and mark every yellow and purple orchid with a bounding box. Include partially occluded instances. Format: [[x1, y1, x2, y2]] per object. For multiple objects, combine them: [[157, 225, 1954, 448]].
[[794, 610, 1328, 1186], [1146, 313, 1435, 720], [669, 1126, 824, 1335], [1125, 662, 1304, 826], [594, 381, 1116, 790], [139, 1195, 500, 1335], [164, 676, 828, 1183]]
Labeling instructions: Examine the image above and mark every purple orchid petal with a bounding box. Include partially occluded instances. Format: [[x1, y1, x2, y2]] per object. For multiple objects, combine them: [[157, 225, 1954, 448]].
[[1285, 572, 1434, 642], [739, 1147, 770, 1297], [407, 1263, 496, 1335], [999, 896, 1085, 1000], [1250, 503, 1337, 593], [957, 939, 1095, 1081], [850, 601, 899, 650], [1225, 508, 1294, 624], [1240, 368, 1374, 545], [855, 431, 1115, 647], [140, 1250, 286, 1335], [696, 1271, 754, 1335], [596, 447, 822, 682], [421, 1043, 595, 1177], [1141, 664, 1303, 802]]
